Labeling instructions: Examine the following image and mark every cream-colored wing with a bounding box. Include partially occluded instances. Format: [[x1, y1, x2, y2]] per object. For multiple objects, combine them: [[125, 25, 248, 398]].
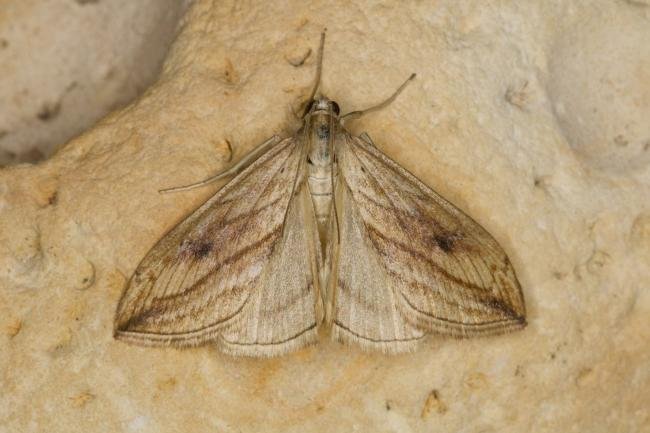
[[114, 137, 322, 357], [329, 133, 526, 353], [327, 176, 425, 353]]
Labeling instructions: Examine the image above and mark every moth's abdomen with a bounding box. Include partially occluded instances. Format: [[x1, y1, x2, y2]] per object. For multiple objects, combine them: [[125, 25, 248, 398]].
[[308, 163, 335, 232], [306, 111, 338, 237]]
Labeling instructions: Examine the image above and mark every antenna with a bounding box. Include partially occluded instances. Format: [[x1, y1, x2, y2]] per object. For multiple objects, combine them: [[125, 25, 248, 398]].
[[341, 73, 416, 121], [302, 30, 327, 116]]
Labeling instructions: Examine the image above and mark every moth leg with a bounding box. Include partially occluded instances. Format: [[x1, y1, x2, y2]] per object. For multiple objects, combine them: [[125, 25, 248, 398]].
[[159, 135, 281, 193], [359, 132, 376, 148]]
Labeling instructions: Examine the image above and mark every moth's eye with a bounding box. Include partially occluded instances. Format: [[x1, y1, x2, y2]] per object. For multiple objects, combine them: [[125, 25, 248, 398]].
[[331, 101, 340, 116]]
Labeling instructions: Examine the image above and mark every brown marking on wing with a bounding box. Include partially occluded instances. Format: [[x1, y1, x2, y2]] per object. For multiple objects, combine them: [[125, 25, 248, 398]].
[[159, 227, 281, 303], [115, 136, 321, 356], [390, 270, 524, 324], [365, 224, 492, 295], [123, 283, 250, 331], [333, 320, 424, 344], [178, 239, 213, 259], [432, 233, 455, 253], [220, 322, 318, 347], [330, 133, 526, 343]]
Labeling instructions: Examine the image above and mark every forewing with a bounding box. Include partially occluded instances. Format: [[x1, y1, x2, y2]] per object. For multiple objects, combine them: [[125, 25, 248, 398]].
[[328, 174, 425, 354], [115, 137, 321, 356], [331, 133, 525, 351], [217, 180, 322, 356]]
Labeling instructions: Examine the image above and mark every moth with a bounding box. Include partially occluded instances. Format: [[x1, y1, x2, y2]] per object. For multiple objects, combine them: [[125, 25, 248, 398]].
[[114, 33, 526, 357]]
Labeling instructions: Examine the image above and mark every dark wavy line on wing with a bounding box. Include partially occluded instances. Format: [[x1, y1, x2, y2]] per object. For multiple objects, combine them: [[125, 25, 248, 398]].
[[399, 290, 525, 326], [120, 289, 251, 335], [364, 223, 491, 293], [153, 143, 302, 328], [353, 139, 509, 267], [156, 225, 281, 303], [384, 267, 521, 322], [332, 320, 424, 343], [149, 143, 298, 305], [220, 322, 318, 347]]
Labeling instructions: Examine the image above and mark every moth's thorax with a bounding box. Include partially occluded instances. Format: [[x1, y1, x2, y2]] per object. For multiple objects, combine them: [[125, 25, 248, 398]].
[[307, 114, 333, 166], [305, 97, 341, 241], [305, 97, 340, 167]]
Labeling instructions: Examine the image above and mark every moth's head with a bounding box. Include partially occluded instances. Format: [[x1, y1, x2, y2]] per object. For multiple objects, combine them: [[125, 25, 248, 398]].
[[303, 97, 341, 118]]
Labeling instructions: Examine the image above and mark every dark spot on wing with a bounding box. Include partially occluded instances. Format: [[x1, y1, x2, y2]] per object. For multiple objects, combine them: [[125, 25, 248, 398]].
[[180, 239, 213, 259], [192, 240, 213, 258], [433, 233, 455, 253]]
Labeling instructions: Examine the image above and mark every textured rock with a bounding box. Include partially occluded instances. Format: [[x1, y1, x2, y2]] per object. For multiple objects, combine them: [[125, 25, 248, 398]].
[[0, 0, 189, 165], [1, 1, 649, 432]]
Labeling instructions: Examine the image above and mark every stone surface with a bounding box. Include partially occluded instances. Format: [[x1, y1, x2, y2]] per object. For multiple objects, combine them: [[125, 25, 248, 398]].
[[0, 0, 189, 165], [1, 1, 649, 432]]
